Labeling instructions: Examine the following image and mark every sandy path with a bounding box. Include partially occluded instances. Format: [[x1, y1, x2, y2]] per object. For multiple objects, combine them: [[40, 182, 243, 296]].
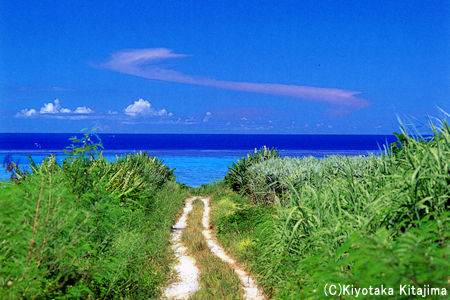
[[200, 197, 265, 300], [163, 196, 264, 299], [163, 197, 200, 299]]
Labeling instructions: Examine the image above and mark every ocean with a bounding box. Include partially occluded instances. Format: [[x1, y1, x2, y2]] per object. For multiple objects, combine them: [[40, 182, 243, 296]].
[[0, 133, 397, 187]]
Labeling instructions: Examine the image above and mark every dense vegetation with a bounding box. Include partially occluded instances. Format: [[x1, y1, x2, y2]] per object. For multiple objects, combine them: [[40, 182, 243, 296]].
[[0, 133, 188, 298], [1, 120, 448, 299], [208, 121, 449, 298], [224, 146, 279, 193]]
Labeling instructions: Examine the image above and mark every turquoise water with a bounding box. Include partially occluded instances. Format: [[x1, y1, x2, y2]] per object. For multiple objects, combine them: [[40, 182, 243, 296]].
[[1, 149, 377, 187], [1, 133, 390, 186], [1, 151, 242, 187], [157, 155, 240, 186]]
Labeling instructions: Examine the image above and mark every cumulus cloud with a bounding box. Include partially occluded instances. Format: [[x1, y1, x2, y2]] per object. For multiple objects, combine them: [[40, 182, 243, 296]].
[[124, 98, 172, 117], [40, 99, 62, 114], [15, 99, 94, 118], [74, 106, 94, 114], [15, 108, 37, 118], [203, 111, 212, 122], [100, 48, 372, 115], [15, 98, 174, 123], [125, 98, 152, 116]]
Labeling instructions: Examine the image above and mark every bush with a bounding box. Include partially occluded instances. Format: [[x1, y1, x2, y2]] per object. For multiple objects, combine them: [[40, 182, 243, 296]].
[[0, 134, 187, 298], [224, 146, 279, 193]]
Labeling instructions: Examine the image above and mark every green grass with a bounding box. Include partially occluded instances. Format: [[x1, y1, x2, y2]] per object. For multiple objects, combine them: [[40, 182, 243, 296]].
[[0, 134, 188, 299], [210, 120, 449, 298], [183, 198, 244, 300]]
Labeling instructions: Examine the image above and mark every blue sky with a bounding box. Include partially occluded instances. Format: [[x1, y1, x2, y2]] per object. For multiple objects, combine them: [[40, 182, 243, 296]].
[[1, 0, 448, 134]]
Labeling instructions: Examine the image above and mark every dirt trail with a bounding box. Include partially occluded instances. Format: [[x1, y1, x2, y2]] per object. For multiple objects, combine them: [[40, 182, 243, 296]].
[[200, 197, 264, 300], [163, 197, 200, 299], [163, 196, 264, 299]]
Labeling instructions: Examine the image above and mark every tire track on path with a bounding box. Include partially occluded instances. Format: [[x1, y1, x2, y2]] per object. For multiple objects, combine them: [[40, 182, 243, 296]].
[[200, 197, 265, 300], [163, 197, 200, 299]]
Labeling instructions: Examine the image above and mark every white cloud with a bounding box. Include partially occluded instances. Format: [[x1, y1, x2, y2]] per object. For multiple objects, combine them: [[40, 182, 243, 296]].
[[155, 108, 168, 116], [74, 106, 93, 114], [125, 98, 152, 116], [203, 111, 212, 122], [14, 98, 171, 122], [40, 99, 61, 114], [240, 117, 248, 121], [102, 48, 372, 116], [15, 108, 37, 118], [39, 99, 94, 114], [124, 98, 172, 117], [184, 116, 198, 125], [16, 86, 75, 92], [15, 98, 94, 119], [55, 115, 89, 120]]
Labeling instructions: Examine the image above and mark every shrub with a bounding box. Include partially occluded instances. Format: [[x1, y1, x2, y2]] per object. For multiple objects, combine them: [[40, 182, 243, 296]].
[[0, 134, 187, 298], [224, 146, 279, 193]]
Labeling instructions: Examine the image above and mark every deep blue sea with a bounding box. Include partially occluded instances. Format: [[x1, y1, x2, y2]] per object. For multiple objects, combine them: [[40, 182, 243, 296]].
[[0, 133, 396, 187]]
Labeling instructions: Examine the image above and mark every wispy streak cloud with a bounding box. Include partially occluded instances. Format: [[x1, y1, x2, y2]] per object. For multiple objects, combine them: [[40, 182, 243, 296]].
[[101, 48, 371, 115], [14, 86, 76, 92]]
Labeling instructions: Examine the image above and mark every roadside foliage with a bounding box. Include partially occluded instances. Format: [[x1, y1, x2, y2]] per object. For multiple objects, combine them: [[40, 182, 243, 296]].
[[0, 133, 187, 298], [216, 120, 449, 298]]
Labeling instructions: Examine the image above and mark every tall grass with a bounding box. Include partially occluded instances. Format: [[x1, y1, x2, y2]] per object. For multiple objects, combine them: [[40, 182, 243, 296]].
[[245, 155, 381, 205], [224, 146, 279, 192], [0, 133, 188, 298], [216, 119, 449, 298]]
